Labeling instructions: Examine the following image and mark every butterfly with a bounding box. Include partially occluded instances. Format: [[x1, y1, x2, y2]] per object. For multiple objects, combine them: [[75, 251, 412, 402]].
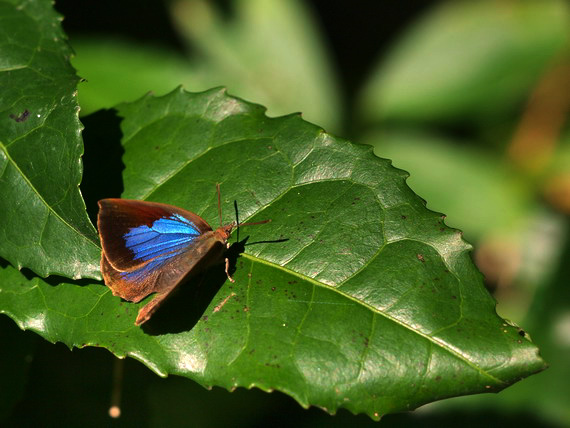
[[97, 184, 269, 326]]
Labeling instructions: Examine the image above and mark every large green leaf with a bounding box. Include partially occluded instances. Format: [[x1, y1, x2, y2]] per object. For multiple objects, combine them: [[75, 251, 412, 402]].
[[0, 0, 100, 279], [0, 87, 546, 419]]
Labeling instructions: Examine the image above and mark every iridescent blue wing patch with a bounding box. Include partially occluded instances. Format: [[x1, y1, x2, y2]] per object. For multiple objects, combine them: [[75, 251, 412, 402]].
[[123, 213, 201, 265], [98, 199, 212, 271]]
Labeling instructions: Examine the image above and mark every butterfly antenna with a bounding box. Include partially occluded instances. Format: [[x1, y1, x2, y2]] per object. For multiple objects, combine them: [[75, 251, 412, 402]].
[[234, 200, 240, 242], [216, 183, 223, 228], [233, 199, 271, 229]]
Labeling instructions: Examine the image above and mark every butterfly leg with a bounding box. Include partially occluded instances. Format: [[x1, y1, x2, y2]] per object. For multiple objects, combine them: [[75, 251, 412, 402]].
[[225, 257, 235, 283], [135, 292, 171, 326]]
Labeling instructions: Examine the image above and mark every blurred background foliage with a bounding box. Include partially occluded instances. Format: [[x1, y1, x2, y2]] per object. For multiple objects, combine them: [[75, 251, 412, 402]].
[[3, 0, 569, 426]]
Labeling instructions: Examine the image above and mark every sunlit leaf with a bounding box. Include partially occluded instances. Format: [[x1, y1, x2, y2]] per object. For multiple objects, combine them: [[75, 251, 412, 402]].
[[0, 87, 546, 419], [0, 0, 100, 279]]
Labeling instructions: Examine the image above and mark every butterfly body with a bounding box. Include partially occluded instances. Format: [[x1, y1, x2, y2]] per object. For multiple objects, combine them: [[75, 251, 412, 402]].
[[98, 198, 235, 326]]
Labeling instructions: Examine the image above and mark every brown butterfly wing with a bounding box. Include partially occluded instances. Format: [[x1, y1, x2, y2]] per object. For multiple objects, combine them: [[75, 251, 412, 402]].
[[97, 198, 213, 271]]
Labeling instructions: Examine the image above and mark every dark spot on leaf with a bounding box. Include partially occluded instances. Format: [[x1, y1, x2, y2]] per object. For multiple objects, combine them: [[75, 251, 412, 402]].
[[10, 109, 30, 122], [364, 338, 369, 347], [440, 228, 445, 232], [202, 316, 208, 322], [416, 254, 425, 262], [354, 197, 360, 201], [401, 215, 407, 219], [249, 348, 255, 354], [518, 329, 526, 337], [271, 287, 276, 291], [435, 376, 441, 382], [311, 215, 315, 219], [451, 295, 457, 300], [155, 146, 160, 150]]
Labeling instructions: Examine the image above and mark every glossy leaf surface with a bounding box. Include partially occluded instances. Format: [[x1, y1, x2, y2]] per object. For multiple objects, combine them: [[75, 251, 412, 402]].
[[0, 0, 100, 279], [0, 85, 546, 419]]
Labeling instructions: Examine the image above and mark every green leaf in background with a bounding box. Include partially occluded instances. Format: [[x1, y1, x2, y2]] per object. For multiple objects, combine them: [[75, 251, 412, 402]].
[[0, 87, 546, 420], [170, 0, 340, 132], [71, 39, 203, 117], [71, 0, 341, 132], [358, 0, 570, 125], [0, 0, 100, 279]]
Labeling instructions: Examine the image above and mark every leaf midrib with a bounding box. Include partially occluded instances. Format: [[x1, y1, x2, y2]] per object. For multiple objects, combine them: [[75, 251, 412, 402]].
[[241, 251, 505, 386], [0, 141, 99, 249]]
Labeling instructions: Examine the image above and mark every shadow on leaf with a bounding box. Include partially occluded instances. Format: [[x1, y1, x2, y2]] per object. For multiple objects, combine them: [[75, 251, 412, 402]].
[[140, 238, 249, 335], [80, 109, 125, 225]]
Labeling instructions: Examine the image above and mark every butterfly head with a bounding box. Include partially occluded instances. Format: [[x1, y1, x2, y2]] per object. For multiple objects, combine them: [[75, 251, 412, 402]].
[[214, 218, 271, 247], [216, 221, 236, 244]]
